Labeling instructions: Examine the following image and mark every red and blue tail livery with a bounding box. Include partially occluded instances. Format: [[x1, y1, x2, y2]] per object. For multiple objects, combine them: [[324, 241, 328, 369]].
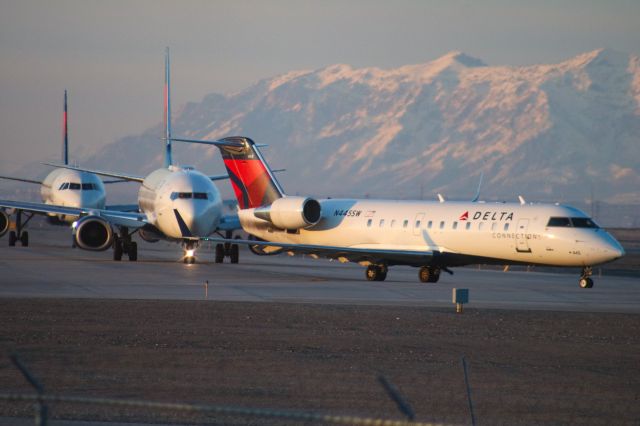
[[218, 137, 284, 209]]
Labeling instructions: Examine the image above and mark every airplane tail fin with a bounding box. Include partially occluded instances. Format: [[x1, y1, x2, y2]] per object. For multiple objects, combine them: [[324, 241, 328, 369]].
[[217, 137, 284, 209], [63, 90, 69, 165], [163, 47, 173, 168]]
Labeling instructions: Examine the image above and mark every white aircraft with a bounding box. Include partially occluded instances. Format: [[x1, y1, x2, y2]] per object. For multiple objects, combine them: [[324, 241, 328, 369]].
[[0, 49, 241, 263], [0, 91, 110, 247], [178, 136, 625, 288]]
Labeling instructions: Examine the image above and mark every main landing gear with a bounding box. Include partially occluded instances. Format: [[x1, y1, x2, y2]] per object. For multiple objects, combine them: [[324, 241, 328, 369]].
[[419, 266, 441, 283], [113, 227, 137, 261], [365, 264, 387, 281], [7, 210, 32, 247], [214, 231, 239, 264], [579, 266, 594, 289]]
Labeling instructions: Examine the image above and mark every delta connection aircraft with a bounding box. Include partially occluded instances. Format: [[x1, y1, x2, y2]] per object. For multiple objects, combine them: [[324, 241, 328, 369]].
[[0, 91, 119, 247], [0, 49, 241, 264], [174, 136, 625, 288]]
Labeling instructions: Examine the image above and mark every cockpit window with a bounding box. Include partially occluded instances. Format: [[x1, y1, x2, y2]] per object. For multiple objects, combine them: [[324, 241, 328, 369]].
[[571, 218, 599, 228], [170, 192, 208, 201], [547, 217, 599, 228], [547, 217, 571, 227], [82, 183, 95, 190], [58, 183, 67, 190], [68, 183, 81, 190]]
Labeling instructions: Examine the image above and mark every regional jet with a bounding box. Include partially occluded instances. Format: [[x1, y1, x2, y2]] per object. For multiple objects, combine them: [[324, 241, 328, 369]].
[[0, 49, 240, 263], [176, 136, 625, 288]]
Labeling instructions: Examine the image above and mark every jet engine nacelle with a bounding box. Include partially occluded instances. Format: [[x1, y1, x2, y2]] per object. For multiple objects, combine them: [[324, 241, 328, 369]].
[[253, 196, 322, 230], [73, 215, 113, 251], [139, 227, 162, 243], [0, 210, 9, 237]]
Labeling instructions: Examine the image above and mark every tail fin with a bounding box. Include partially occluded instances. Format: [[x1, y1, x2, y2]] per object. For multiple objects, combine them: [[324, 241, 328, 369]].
[[163, 47, 173, 167], [63, 90, 69, 165], [218, 137, 284, 209]]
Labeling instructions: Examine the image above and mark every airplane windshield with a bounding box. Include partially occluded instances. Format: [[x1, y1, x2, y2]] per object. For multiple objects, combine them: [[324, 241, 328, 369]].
[[68, 183, 81, 190], [546, 217, 599, 228], [82, 183, 96, 190], [170, 192, 209, 200]]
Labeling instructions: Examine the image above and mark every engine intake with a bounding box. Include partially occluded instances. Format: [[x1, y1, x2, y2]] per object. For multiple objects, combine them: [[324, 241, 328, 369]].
[[254, 196, 322, 230], [74, 215, 113, 251], [0, 210, 9, 237]]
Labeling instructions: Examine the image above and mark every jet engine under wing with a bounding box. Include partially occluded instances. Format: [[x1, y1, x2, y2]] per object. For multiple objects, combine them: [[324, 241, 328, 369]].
[[200, 236, 434, 265], [43, 163, 145, 183], [0, 199, 147, 229]]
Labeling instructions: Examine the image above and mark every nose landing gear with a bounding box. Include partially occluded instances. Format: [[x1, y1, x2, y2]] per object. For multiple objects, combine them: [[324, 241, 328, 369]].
[[579, 266, 594, 288], [214, 231, 240, 264], [183, 241, 197, 264]]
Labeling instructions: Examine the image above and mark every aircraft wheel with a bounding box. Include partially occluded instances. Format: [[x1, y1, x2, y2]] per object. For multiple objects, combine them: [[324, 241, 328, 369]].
[[215, 243, 225, 263], [20, 231, 29, 247], [365, 265, 387, 281], [230, 244, 239, 264], [128, 242, 138, 261], [579, 277, 594, 289], [8, 231, 17, 247], [419, 266, 439, 283], [113, 239, 123, 261]]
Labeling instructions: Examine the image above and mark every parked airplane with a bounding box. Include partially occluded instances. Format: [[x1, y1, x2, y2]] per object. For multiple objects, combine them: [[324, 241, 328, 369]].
[[177, 136, 625, 288], [0, 49, 240, 263], [0, 91, 112, 247]]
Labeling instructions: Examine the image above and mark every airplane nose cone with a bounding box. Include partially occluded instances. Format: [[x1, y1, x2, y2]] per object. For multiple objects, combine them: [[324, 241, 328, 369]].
[[600, 236, 625, 262], [173, 202, 211, 237]]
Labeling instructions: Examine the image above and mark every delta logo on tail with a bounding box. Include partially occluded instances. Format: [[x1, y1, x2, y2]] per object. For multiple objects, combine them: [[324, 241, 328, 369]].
[[459, 211, 469, 221]]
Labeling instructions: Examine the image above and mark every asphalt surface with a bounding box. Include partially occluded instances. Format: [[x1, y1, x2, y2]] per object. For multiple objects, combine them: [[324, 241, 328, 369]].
[[0, 224, 638, 313]]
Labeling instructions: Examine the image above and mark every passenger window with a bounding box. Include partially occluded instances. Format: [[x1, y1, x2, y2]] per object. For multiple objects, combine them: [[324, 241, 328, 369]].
[[547, 217, 571, 227], [466, 222, 471, 230], [478, 222, 484, 231], [379, 219, 385, 227], [504, 223, 510, 231], [452, 221, 458, 230], [439, 221, 445, 229], [390, 219, 396, 228], [491, 222, 497, 231], [415, 220, 421, 228], [367, 219, 372, 227], [428, 220, 433, 229], [403, 220, 408, 228]]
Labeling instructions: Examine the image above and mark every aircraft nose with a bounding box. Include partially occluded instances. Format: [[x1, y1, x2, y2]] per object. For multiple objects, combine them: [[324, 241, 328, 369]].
[[599, 236, 625, 262], [173, 201, 210, 237]]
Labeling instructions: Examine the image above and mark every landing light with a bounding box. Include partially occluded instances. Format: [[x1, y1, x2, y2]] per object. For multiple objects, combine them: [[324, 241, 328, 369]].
[[72, 221, 78, 229], [186, 249, 195, 257]]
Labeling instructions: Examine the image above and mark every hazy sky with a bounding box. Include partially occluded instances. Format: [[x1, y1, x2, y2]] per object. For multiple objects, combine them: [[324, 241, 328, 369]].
[[1, 0, 639, 172]]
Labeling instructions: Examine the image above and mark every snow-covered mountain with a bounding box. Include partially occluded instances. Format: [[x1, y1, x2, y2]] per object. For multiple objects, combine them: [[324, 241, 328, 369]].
[[13, 49, 639, 216]]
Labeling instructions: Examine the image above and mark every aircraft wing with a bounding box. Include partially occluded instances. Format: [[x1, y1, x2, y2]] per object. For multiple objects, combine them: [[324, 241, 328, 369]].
[[43, 163, 145, 183], [0, 175, 42, 185], [0, 199, 148, 229], [200, 236, 433, 264]]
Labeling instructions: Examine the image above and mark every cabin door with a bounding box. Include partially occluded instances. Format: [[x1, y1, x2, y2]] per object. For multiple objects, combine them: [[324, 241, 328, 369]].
[[516, 218, 532, 253]]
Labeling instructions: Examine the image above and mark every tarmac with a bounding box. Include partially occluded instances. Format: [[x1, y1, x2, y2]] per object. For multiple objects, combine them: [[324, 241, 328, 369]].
[[1, 224, 638, 313]]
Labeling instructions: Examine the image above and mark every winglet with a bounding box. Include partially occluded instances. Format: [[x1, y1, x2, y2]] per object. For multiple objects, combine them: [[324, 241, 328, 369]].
[[471, 172, 483, 202]]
